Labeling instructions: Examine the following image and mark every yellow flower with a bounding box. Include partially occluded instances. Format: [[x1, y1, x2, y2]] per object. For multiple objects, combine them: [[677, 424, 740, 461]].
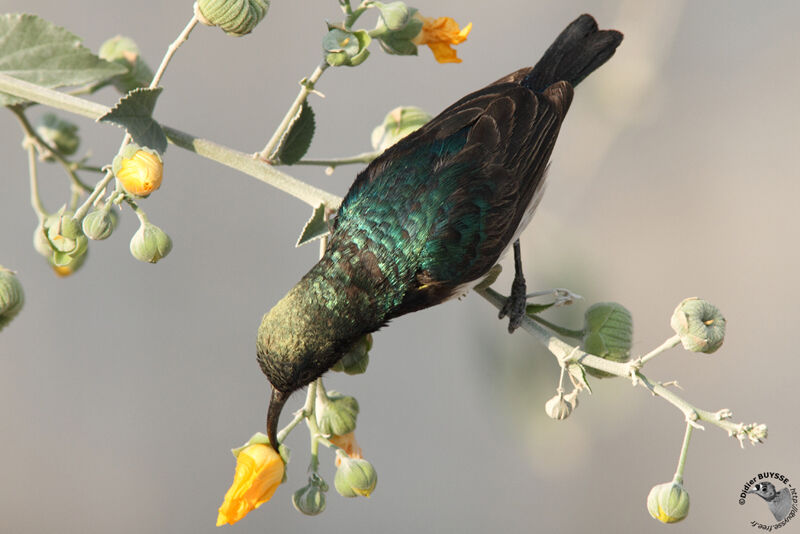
[[114, 148, 163, 197], [412, 15, 472, 64], [330, 432, 363, 467], [216, 443, 284, 527]]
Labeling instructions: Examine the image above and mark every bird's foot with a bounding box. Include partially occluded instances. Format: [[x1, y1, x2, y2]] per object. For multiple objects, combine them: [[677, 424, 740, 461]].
[[498, 274, 527, 333]]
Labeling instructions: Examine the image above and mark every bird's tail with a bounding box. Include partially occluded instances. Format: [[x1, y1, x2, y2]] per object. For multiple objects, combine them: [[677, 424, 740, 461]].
[[523, 14, 623, 92]]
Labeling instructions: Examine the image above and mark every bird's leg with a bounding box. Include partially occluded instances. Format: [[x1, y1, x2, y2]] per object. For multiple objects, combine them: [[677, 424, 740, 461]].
[[498, 239, 527, 333]]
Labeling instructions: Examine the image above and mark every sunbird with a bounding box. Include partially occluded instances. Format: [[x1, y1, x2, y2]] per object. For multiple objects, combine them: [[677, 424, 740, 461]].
[[258, 14, 623, 451]]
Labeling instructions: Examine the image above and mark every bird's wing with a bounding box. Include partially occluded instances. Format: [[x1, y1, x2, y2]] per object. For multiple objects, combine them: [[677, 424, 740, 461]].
[[334, 80, 572, 317]]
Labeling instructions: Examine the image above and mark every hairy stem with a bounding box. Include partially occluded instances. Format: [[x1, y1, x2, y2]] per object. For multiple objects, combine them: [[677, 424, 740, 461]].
[[259, 62, 329, 161], [475, 286, 762, 443], [296, 151, 380, 169], [0, 74, 343, 209]]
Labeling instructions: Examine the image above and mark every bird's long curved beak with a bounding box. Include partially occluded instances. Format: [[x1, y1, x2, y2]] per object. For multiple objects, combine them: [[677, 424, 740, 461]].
[[267, 387, 290, 453]]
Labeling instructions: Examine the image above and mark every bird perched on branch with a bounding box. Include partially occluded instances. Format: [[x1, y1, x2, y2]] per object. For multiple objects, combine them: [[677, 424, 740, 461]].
[[749, 482, 792, 522], [258, 14, 623, 451]]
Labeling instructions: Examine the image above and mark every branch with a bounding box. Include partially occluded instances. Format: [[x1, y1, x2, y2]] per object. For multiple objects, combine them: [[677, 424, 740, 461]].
[[474, 286, 765, 446], [0, 73, 342, 209]]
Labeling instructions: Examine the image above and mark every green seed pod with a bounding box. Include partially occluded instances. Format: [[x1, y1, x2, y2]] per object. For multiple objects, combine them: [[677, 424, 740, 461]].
[[292, 474, 327, 516], [98, 36, 154, 92], [323, 29, 371, 67], [647, 480, 690, 523], [670, 298, 726, 354], [130, 221, 172, 263], [315, 391, 359, 437], [82, 209, 115, 240], [334, 453, 377, 498], [544, 393, 574, 420], [195, 0, 270, 37], [0, 267, 25, 332], [581, 302, 633, 378], [374, 1, 413, 32], [36, 113, 80, 156], [331, 334, 371, 375], [371, 106, 432, 152]]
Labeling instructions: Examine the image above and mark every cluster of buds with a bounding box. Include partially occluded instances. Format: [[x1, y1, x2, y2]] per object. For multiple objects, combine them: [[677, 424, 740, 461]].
[[36, 113, 79, 157], [34, 208, 89, 276], [98, 36, 154, 93]]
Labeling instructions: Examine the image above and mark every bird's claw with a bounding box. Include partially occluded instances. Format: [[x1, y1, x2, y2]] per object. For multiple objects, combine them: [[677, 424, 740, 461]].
[[498, 275, 527, 333]]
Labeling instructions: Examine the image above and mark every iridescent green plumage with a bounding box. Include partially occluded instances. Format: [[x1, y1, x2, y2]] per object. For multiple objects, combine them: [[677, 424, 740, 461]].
[[259, 14, 624, 450]]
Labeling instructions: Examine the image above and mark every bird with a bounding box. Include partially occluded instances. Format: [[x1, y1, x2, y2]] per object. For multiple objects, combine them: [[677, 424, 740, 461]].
[[748, 482, 793, 522], [258, 14, 624, 451]]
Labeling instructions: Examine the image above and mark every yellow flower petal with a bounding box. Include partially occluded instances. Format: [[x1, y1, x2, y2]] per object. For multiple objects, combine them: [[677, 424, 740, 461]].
[[216, 443, 284, 526], [412, 16, 472, 64]]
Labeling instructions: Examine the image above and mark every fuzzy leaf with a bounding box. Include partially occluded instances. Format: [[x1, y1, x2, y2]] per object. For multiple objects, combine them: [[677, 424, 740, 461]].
[[296, 203, 328, 247], [567, 362, 593, 394], [98, 87, 167, 153], [0, 14, 126, 106], [274, 101, 315, 165]]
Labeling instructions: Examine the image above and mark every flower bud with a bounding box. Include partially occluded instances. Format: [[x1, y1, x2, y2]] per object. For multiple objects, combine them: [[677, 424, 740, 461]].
[[331, 334, 371, 375], [371, 106, 432, 152], [334, 453, 377, 498], [36, 113, 79, 156], [323, 29, 371, 67], [113, 144, 163, 198], [130, 220, 172, 263], [196, 0, 270, 37], [670, 298, 726, 354], [0, 267, 24, 332], [82, 208, 115, 240], [581, 302, 633, 378], [42, 209, 89, 272], [544, 392, 575, 420], [375, 9, 422, 56], [374, 1, 413, 31], [292, 474, 327, 516], [315, 391, 359, 437], [98, 36, 154, 92], [46, 210, 85, 254], [647, 480, 690, 523]]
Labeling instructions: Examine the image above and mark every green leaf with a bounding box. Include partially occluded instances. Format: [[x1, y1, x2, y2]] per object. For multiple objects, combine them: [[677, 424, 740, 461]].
[[98, 87, 167, 153], [296, 203, 329, 247], [526, 302, 555, 315], [275, 101, 315, 165], [0, 14, 126, 106], [567, 362, 593, 394]]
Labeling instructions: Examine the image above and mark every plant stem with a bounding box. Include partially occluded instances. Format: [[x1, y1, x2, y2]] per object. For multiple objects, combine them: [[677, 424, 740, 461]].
[[296, 151, 380, 169], [150, 15, 199, 89], [639, 334, 681, 365], [73, 171, 115, 222], [258, 62, 329, 161], [673, 422, 693, 484], [26, 141, 46, 220], [0, 74, 343, 209], [475, 285, 762, 444]]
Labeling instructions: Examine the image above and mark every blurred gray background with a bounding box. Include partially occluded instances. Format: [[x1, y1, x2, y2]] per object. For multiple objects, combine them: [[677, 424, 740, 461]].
[[1, 1, 798, 532]]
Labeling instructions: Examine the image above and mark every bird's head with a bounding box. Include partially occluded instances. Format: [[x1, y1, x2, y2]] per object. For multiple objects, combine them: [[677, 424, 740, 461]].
[[748, 482, 777, 501], [256, 280, 364, 452]]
